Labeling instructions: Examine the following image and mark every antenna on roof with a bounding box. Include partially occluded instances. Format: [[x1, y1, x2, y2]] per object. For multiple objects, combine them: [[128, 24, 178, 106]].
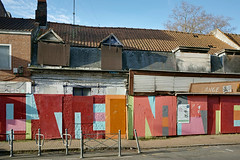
[[73, 0, 76, 25]]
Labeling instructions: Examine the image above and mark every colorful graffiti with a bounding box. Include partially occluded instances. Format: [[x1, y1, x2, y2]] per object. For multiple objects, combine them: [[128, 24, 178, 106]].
[[0, 94, 127, 140], [221, 96, 240, 133], [2, 94, 240, 141], [207, 96, 220, 135], [0, 96, 26, 140], [177, 96, 208, 136], [234, 105, 240, 127], [133, 96, 177, 138]]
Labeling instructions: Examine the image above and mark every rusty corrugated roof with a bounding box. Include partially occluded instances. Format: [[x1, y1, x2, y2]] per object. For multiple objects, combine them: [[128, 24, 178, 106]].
[[0, 17, 37, 32], [46, 22, 235, 54], [225, 33, 240, 48]]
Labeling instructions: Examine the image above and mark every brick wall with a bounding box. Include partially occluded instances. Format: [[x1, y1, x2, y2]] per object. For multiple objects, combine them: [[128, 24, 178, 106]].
[[0, 33, 31, 81]]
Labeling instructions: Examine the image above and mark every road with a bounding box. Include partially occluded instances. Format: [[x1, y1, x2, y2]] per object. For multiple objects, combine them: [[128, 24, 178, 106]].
[[1, 144, 240, 160]]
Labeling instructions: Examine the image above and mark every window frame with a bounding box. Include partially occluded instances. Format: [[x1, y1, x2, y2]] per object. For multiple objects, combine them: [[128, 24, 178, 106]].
[[73, 87, 91, 96], [0, 44, 12, 70]]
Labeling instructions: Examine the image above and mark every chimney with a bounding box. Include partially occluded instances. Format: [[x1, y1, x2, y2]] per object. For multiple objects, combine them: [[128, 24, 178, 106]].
[[35, 0, 47, 27]]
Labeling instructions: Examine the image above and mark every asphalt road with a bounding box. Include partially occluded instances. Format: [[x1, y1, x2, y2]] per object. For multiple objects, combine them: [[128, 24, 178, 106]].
[[1, 144, 240, 160]]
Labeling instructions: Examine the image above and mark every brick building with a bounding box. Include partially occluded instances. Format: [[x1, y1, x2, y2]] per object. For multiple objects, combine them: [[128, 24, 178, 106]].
[[0, 17, 37, 92]]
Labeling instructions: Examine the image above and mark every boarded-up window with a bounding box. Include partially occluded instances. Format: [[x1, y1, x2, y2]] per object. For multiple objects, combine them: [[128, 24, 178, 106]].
[[0, 44, 11, 70], [101, 45, 122, 70], [37, 42, 70, 66]]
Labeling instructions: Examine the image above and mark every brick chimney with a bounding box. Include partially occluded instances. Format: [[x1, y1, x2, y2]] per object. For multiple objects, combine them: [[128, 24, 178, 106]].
[[35, 0, 47, 27]]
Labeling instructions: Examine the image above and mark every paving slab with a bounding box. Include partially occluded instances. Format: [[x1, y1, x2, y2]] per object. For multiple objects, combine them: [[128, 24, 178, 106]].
[[0, 134, 240, 153]]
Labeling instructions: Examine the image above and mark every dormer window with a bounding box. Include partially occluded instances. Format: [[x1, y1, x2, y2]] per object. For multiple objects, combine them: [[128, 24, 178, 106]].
[[37, 29, 64, 43], [215, 49, 240, 73], [37, 29, 70, 66], [100, 33, 123, 47], [99, 34, 123, 70], [173, 46, 211, 72]]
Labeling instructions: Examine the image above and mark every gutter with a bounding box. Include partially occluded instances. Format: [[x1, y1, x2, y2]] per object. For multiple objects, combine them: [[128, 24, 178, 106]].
[[28, 66, 129, 73], [0, 30, 32, 35]]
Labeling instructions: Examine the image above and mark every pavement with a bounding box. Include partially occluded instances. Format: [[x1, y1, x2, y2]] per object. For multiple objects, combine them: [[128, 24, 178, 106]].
[[0, 134, 240, 153]]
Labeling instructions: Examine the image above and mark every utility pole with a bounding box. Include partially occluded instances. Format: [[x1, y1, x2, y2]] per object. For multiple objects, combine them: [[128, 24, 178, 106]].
[[73, 0, 76, 25]]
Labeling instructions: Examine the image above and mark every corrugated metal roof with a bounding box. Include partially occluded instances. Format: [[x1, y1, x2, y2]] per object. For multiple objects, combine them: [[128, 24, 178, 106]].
[[0, 17, 36, 32], [46, 22, 235, 54]]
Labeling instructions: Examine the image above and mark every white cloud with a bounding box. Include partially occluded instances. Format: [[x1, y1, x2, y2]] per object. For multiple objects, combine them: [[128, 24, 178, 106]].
[[2, 0, 73, 24], [2, 0, 36, 18], [48, 14, 72, 24]]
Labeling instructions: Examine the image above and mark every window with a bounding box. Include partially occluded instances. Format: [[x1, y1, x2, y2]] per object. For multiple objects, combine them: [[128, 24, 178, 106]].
[[73, 87, 91, 96], [0, 44, 11, 70]]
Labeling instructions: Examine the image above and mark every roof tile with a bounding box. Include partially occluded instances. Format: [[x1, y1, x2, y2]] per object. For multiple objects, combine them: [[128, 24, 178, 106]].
[[225, 33, 240, 47], [45, 22, 235, 54], [0, 17, 36, 32]]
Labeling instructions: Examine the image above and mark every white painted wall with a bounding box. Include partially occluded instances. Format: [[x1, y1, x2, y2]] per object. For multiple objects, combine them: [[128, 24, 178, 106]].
[[175, 52, 211, 72], [0, 81, 31, 93], [32, 72, 127, 95]]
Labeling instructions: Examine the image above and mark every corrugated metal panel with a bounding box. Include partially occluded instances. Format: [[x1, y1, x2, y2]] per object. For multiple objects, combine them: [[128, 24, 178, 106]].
[[134, 75, 240, 93], [155, 76, 174, 91], [176, 52, 210, 72], [174, 77, 194, 92], [193, 77, 225, 83], [193, 77, 240, 83], [134, 75, 155, 92]]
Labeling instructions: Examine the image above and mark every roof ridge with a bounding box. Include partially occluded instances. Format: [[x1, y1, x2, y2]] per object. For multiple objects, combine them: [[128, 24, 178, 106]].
[[48, 21, 211, 35], [226, 32, 240, 36], [0, 16, 35, 21]]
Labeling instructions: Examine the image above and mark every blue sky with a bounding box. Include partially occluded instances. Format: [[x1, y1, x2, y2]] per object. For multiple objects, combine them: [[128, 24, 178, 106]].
[[2, 0, 240, 33]]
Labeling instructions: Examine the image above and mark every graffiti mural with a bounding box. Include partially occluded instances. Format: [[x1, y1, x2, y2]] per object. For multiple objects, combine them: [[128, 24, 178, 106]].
[[2, 94, 240, 140], [221, 96, 240, 133], [177, 96, 208, 136], [0, 95, 26, 140], [133, 96, 177, 138], [207, 96, 220, 135], [234, 105, 240, 127], [0, 94, 128, 140]]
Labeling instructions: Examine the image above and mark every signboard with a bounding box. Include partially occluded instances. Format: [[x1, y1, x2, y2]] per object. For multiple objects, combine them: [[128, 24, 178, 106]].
[[178, 104, 190, 123], [190, 81, 240, 94]]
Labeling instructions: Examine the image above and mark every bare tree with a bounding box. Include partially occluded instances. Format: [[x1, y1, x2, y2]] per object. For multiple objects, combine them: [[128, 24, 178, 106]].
[[164, 1, 235, 34]]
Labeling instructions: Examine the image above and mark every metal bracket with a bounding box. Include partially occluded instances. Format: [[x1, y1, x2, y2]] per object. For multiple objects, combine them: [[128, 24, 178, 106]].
[[62, 133, 72, 147], [7, 134, 11, 146], [35, 133, 45, 146]]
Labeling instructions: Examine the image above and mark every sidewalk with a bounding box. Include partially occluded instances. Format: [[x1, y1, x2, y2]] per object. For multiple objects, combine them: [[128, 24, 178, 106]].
[[0, 134, 240, 152], [126, 134, 240, 149]]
